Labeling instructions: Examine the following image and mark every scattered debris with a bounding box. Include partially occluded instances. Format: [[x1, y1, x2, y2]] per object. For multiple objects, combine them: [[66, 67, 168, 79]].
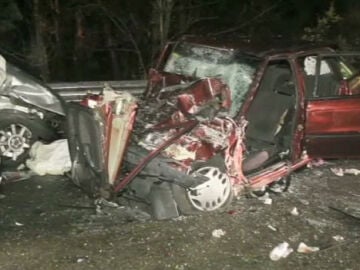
[[94, 198, 126, 215], [345, 168, 360, 175], [307, 159, 326, 168], [258, 192, 273, 205], [95, 198, 123, 209], [267, 224, 277, 232], [330, 167, 360, 177], [15, 221, 24, 226], [330, 168, 344, 176], [299, 199, 310, 206], [291, 207, 299, 216], [26, 139, 71, 176], [172, 216, 188, 221], [332, 235, 345, 242], [76, 257, 88, 263], [212, 229, 226, 238], [313, 170, 323, 176], [1, 170, 34, 183], [305, 218, 329, 228], [297, 242, 320, 253], [269, 242, 293, 261]]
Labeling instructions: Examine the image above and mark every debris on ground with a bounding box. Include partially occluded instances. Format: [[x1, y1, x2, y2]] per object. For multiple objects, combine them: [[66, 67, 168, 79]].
[[307, 158, 326, 168], [267, 224, 277, 231], [332, 235, 345, 241], [297, 242, 320, 253], [344, 168, 360, 175], [212, 229, 226, 238], [291, 207, 299, 216], [1, 159, 360, 269], [95, 198, 123, 209], [269, 242, 293, 261], [330, 167, 360, 177], [258, 192, 272, 205], [26, 139, 71, 176], [1, 170, 35, 182]]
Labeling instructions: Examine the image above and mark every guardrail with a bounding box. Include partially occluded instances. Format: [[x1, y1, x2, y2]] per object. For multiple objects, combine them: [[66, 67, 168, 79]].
[[49, 80, 147, 101]]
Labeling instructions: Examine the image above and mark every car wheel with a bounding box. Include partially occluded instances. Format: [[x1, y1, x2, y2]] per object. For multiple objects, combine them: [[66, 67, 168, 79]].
[[172, 165, 233, 215], [0, 111, 56, 168]]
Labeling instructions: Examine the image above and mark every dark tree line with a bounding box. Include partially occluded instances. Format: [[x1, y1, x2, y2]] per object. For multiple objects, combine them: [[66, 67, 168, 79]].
[[0, 0, 359, 82]]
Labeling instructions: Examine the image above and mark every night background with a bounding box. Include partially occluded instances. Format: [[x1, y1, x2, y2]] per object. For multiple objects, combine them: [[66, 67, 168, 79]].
[[0, 0, 359, 82]]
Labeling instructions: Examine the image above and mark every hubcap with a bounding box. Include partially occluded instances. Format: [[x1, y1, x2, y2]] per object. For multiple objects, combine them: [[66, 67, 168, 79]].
[[0, 124, 32, 161], [187, 167, 232, 211]]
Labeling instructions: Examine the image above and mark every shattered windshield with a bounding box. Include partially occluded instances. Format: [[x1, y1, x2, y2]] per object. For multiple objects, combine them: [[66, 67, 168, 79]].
[[164, 42, 260, 116]]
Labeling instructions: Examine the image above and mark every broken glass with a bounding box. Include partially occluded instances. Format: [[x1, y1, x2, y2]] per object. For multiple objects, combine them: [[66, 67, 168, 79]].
[[164, 42, 259, 116]]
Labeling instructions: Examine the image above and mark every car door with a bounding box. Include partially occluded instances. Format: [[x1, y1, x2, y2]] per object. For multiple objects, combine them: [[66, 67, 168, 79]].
[[302, 53, 360, 158], [66, 102, 109, 196]]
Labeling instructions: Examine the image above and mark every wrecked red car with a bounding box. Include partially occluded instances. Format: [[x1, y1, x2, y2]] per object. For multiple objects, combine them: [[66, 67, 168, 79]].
[[67, 37, 360, 219]]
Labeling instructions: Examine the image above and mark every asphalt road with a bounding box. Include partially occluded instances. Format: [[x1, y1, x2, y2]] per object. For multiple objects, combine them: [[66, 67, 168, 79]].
[[0, 160, 359, 270]]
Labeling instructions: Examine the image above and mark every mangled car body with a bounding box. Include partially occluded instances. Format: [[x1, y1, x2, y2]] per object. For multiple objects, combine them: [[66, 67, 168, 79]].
[[0, 56, 64, 168], [67, 37, 360, 219]]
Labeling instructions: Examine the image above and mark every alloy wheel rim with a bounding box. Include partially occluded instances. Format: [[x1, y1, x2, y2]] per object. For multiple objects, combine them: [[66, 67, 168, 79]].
[[0, 124, 32, 161]]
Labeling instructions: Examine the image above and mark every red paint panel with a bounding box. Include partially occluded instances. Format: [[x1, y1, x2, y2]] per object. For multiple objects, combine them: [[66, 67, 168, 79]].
[[305, 96, 360, 158], [177, 78, 231, 115], [306, 97, 360, 134], [306, 135, 360, 158]]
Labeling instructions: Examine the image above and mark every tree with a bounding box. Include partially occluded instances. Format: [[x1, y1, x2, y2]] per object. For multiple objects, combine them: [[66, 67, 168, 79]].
[[302, 1, 342, 43]]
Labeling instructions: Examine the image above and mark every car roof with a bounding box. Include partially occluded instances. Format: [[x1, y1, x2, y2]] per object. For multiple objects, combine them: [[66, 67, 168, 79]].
[[178, 35, 336, 58]]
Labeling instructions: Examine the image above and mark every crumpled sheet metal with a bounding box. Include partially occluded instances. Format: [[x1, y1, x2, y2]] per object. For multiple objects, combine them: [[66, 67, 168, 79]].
[[79, 88, 138, 186], [138, 78, 237, 169]]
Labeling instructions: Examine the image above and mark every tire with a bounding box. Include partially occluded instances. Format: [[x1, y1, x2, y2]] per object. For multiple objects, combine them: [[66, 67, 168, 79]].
[[172, 158, 234, 215], [0, 110, 57, 168]]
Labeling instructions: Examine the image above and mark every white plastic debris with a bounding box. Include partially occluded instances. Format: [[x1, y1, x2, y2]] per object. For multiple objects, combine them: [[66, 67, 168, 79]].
[[344, 168, 360, 175], [77, 258, 85, 263], [291, 207, 299, 216], [267, 225, 277, 232], [264, 198, 273, 205], [297, 242, 320, 253], [26, 139, 71, 176], [330, 168, 344, 176], [258, 192, 272, 205], [330, 167, 360, 177], [15, 221, 24, 226], [332, 235, 345, 242], [269, 242, 293, 261], [95, 198, 122, 208], [212, 229, 226, 238]]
